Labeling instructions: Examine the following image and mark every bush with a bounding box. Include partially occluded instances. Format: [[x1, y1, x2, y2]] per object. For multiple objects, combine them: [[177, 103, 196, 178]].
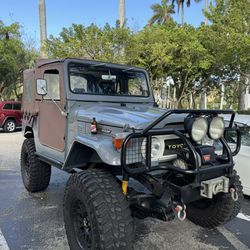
[[237, 110, 250, 115]]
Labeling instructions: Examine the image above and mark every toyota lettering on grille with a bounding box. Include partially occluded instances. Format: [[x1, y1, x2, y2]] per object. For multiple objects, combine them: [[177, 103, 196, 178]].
[[166, 143, 184, 150]]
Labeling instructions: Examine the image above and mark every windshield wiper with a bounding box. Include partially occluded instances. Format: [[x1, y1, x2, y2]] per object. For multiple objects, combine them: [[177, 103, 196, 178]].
[[91, 62, 107, 67], [122, 67, 134, 72]]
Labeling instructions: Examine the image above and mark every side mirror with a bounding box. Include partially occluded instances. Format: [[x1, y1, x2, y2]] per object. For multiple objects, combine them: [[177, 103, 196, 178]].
[[36, 79, 47, 96], [224, 128, 241, 156]]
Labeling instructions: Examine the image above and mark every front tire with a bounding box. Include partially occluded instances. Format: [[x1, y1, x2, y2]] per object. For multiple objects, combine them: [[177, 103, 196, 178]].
[[21, 138, 51, 192], [187, 171, 243, 228], [4, 119, 16, 132], [64, 170, 134, 250]]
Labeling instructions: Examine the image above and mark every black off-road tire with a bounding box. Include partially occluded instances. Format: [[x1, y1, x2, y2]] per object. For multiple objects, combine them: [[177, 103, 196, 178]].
[[64, 170, 134, 250], [4, 119, 16, 132], [21, 138, 51, 192], [187, 171, 243, 228]]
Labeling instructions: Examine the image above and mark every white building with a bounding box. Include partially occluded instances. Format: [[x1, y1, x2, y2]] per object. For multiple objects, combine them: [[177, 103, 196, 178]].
[[245, 85, 250, 109]]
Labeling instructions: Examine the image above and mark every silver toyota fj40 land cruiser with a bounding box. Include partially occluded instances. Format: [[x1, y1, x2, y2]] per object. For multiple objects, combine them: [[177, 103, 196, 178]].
[[21, 58, 243, 250]]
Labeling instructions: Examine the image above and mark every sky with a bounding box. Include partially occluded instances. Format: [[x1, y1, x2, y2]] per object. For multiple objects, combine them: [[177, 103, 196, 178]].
[[0, 0, 207, 46]]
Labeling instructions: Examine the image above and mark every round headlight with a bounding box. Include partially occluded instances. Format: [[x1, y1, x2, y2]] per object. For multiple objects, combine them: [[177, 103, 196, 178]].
[[141, 137, 164, 161], [185, 117, 208, 142], [209, 117, 225, 140], [191, 117, 208, 142]]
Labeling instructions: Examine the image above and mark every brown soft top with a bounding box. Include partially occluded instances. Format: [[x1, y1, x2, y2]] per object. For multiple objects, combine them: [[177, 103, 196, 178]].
[[36, 59, 63, 68]]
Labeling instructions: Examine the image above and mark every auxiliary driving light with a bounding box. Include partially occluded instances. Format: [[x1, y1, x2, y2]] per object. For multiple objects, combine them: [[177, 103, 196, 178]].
[[208, 116, 225, 140], [184, 117, 208, 142]]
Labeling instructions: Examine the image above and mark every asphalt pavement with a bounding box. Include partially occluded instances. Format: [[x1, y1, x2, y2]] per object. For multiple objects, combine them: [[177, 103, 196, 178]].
[[0, 131, 250, 250]]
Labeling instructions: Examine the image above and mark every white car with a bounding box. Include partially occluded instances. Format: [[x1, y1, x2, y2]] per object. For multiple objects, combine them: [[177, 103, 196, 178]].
[[225, 114, 250, 196]]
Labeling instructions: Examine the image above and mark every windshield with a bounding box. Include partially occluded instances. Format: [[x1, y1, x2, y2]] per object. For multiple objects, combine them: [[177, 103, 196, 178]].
[[68, 63, 149, 97]]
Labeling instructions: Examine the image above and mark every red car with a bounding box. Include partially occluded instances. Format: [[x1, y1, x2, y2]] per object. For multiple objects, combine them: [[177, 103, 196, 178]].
[[0, 101, 22, 132]]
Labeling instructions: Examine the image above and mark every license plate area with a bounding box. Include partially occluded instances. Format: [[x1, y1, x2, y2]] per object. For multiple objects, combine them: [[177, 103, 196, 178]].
[[200, 176, 229, 199]]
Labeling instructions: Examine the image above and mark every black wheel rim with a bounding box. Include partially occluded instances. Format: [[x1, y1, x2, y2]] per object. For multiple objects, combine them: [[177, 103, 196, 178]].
[[71, 199, 92, 249]]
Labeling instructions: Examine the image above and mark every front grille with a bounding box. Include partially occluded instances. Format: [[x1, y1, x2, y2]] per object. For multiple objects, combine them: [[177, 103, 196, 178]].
[[123, 135, 184, 171], [125, 135, 184, 170], [164, 138, 184, 156]]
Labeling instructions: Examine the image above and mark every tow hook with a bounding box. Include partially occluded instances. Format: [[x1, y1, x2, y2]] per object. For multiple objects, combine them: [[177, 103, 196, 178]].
[[175, 204, 187, 221], [230, 187, 238, 201]]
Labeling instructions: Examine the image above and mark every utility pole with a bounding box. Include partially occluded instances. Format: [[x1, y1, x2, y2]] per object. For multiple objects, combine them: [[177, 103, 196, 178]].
[[119, 0, 125, 28], [39, 0, 47, 58]]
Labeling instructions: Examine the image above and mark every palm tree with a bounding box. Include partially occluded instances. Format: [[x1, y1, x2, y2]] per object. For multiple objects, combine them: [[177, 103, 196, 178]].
[[172, 0, 201, 26], [149, 0, 175, 25], [118, 0, 126, 59], [119, 0, 125, 28], [39, 0, 47, 58], [204, 0, 208, 25]]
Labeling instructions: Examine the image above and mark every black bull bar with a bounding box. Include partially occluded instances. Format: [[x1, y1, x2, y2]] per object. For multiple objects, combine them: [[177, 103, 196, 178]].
[[121, 109, 241, 176]]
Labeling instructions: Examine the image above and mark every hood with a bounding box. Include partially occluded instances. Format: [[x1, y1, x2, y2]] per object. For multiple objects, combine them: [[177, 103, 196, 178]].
[[77, 104, 186, 129], [77, 104, 185, 130]]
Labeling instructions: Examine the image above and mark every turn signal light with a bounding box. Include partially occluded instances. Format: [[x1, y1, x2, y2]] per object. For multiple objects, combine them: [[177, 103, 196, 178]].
[[112, 133, 130, 150]]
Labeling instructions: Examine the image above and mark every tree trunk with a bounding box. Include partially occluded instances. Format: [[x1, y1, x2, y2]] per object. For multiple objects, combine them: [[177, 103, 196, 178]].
[[119, 0, 125, 61], [220, 82, 224, 110], [39, 0, 47, 58], [205, 0, 208, 25], [189, 93, 193, 109], [119, 0, 125, 28], [238, 81, 246, 110], [199, 92, 207, 109], [181, 3, 184, 26]]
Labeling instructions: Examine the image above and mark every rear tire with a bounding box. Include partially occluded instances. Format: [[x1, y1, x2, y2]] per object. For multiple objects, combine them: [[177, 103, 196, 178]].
[[187, 171, 243, 228], [21, 138, 51, 192], [4, 119, 16, 132], [64, 169, 134, 250]]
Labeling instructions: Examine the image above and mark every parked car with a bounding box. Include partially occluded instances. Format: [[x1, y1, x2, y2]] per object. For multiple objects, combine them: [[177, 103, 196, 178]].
[[225, 115, 250, 196], [0, 101, 22, 132], [224, 114, 250, 196]]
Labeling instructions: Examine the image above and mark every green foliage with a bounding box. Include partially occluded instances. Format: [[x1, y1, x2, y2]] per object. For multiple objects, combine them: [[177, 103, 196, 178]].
[[206, 0, 250, 72], [0, 20, 39, 100], [205, 0, 250, 110], [47, 23, 134, 64], [238, 110, 250, 115], [129, 23, 214, 107], [1, 0, 249, 110], [46, 0, 249, 109]]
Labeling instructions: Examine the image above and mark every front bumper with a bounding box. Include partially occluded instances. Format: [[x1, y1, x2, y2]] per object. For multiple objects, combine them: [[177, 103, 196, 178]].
[[121, 109, 241, 177]]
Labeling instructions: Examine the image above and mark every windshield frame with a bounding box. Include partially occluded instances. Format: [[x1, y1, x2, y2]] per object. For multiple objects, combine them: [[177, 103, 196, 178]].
[[64, 59, 155, 104], [68, 63, 150, 98]]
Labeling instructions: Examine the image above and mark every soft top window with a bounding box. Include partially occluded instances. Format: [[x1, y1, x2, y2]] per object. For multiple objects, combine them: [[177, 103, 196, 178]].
[[44, 69, 60, 100], [68, 63, 149, 97]]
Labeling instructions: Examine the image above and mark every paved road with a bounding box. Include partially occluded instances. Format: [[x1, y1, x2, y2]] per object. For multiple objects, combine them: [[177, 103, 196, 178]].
[[0, 132, 250, 250]]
